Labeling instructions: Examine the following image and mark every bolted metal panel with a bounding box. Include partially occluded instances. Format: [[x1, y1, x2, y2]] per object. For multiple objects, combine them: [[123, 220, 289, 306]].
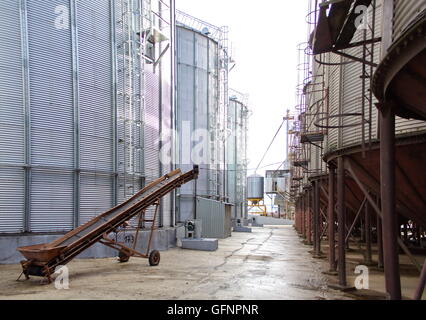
[[144, 70, 161, 182], [227, 99, 237, 211], [393, 0, 426, 41], [0, 0, 175, 234], [77, 0, 113, 173], [0, 168, 25, 233], [76, 0, 114, 228], [144, 70, 161, 227], [28, 0, 74, 169], [247, 175, 264, 200], [30, 169, 74, 232], [27, 0, 74, 232], [176, 24, 222, 221], [161, 63, 173, 227], [327, 52, 341, 153], [341, 42, 363, 148], [0, 0, 25, 166], [395, 117, 426, 136], [80, 173, 113, 225]]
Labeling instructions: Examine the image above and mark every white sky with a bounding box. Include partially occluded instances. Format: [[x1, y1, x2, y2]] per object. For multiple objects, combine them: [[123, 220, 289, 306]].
[[175, 1, 308, 209]]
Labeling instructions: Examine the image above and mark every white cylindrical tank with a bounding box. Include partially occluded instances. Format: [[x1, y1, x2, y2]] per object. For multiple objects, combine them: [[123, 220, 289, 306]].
[[247, 175, 264, 200]]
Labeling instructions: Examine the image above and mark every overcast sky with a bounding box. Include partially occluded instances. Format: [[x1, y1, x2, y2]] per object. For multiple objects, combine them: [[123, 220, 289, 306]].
[[175, 1, 308, 209]]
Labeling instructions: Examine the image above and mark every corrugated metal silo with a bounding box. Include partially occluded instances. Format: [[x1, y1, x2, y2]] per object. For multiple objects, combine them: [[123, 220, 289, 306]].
[[227, 94, 248, 219], [176, 20, 225, 221], [247, 175, 264, 201], [0, 0, 174, 236]]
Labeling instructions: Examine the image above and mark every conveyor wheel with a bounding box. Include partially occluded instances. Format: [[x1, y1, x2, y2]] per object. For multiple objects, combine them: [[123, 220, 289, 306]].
[[118, 250, 130, 263], [149, 250, 160, 266]]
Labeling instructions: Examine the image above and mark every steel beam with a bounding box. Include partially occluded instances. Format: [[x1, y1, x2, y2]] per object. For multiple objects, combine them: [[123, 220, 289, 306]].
[[19, 0, 31, 232], [313, 181, 320, 255], [111, 0, 119, 207], [70, 0, 81, 228], [345, 197, 366, 244], [364, 200, 373, 265], [414, 261, 426, 300], [307, 189, 312, 245], [380, 104, 401, 300], [328, 165, 336, 272], [337, 157, 346, 286]]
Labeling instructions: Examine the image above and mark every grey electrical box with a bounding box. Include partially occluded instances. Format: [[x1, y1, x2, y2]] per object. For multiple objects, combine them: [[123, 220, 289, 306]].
[[196, 198, 232, 239]]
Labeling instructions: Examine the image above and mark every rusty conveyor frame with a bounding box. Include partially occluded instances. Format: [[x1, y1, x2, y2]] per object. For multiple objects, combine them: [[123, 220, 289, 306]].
[[17, 166, 199, 283]]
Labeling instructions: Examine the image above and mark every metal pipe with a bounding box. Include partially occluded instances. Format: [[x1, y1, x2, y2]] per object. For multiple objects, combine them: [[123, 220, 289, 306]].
[[380, 104, 401, 300], [328, 165, 336, 271], [337, 157, 346, 286]]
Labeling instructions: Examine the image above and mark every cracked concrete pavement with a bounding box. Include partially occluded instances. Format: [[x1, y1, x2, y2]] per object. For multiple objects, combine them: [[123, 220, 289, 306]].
[[0, 226, 351, 300]]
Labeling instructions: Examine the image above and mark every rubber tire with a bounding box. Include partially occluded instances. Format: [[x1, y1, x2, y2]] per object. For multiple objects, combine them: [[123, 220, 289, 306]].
[[148, 250, 160, 266], [118, 250, 130, 263]]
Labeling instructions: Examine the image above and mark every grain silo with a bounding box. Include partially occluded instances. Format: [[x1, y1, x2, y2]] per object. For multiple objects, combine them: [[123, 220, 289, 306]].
[[227, 91, 249, 220], [291, 0, 426, 300], [0, 0, 175, 263], [175, 11, 229, 224]]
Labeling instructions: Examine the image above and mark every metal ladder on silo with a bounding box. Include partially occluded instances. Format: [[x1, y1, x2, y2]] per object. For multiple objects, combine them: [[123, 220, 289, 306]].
[[116, 0, 151, 201]]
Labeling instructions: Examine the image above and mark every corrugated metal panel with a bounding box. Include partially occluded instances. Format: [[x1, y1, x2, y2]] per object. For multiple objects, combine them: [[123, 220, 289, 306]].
[[393, 0, 426, 41], [227, 100, 237, 213], [144, 71, 160, 181], [177, 25, 222, 221], [0, 0, 24, 166], [144, 71, 160, 227], [27, 0, 74, 232], [30, 170, 73, 232], [341, 30, 363, 148], [395, 117, 426, 136], [28, 0, 74, 169], [0, 168, 24, 233], [161, 69, 173, 227], [389, 0, 426, 135], [78, 0, 113, 172], [80, 173, 112, 225], [196, 197, 230, 238], [326, 53, 341, 153]]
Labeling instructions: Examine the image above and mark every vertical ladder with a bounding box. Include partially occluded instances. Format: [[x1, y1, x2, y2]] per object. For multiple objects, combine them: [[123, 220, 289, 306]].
[[117, 0, 149, 201]]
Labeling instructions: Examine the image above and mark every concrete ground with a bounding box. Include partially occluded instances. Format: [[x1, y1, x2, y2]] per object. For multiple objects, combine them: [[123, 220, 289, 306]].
[[318, 240, 426, 300], [0, 226, 353, 300]]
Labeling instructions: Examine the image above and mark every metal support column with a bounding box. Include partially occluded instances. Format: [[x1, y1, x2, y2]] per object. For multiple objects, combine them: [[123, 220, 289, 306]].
[[307, 189, 312, 245], [414, 261, 426, 300], [20, 0, 31, 232], [314, 180, 321, 256], [337, 156, 347, 287], [70, 0, 81, 228], [380, 103, 401, 300], [376, 210, 384, 269], [328, 165, 336, 272], [111, 0, 119, 206], [302, 194, 305, 237], [364, 200, 373, 265]]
